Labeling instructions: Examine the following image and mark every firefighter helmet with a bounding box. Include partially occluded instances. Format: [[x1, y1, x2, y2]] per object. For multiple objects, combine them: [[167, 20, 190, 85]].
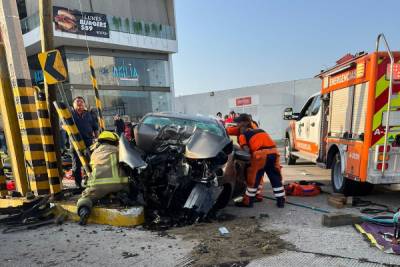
[[98, 131, 119, 144]]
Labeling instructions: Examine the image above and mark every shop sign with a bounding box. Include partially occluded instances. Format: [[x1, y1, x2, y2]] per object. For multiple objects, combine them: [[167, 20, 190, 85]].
[[112, 65, 139, 80], [236, 96, 252, 106], [53, 6, 109, 38]]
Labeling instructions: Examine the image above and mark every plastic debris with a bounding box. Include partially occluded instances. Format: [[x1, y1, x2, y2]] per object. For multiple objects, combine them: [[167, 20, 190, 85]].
[[218, 226, 229, 235]]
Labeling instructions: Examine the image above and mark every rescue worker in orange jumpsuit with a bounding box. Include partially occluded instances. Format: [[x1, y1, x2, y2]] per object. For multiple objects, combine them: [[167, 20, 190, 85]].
[[227, 114, 285, 208], [227, 116, 263, 198]]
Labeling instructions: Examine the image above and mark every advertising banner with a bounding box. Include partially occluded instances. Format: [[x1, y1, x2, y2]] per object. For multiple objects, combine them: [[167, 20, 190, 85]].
[[53, 6, 109, 38]]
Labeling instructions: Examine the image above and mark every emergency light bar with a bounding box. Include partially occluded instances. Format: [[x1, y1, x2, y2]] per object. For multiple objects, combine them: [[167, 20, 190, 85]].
[[325, 62, 356, 77]]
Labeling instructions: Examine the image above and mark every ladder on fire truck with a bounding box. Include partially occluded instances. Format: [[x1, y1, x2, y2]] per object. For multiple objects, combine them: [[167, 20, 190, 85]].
[[376, 33, 395, 174]]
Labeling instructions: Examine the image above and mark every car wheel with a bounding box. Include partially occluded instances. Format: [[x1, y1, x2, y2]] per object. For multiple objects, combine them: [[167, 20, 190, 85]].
[[284, 138, 296, 165]]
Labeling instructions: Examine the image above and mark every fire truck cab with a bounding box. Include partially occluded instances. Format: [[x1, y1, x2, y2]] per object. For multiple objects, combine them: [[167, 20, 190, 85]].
[[283, 34, 400, 195]]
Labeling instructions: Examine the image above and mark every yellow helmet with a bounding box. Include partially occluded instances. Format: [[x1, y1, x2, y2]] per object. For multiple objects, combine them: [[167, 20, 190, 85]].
[[98, 131, 119, 143]]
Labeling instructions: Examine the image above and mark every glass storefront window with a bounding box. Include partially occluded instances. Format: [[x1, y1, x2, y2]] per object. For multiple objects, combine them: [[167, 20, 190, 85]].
[[72, 89, 171, 130], [67, 53, 170, 88]]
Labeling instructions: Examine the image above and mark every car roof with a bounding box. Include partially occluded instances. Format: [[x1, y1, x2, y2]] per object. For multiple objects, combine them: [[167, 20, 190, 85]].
[[143, 112, 219, 124]]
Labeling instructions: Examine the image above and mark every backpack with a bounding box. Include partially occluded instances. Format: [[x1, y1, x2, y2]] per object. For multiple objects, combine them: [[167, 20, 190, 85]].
[[284, 181, 321, 196]]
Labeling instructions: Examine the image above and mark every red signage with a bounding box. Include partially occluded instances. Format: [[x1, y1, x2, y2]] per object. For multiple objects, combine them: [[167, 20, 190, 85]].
[[236, 96, 252, 106], [386, 64, 400, 81]]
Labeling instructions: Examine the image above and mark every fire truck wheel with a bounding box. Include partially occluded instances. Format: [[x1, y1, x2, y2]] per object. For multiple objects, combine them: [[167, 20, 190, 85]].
[[331, 153, 353, 195], [284, 138, 297, 165], [331, 153, 374, 196]]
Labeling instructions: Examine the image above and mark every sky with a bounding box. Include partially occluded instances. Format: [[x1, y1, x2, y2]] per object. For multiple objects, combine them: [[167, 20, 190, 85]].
[[173, 0, 400, 96]]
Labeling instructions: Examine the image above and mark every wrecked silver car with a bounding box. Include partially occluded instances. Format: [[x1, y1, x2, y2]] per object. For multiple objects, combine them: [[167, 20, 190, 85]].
[[119, 112, 248, 228]]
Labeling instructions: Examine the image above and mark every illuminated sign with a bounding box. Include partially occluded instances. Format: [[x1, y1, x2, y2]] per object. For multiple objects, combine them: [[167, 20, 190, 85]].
[[329, 69, 357, 87], [99, 64, 139, 80], [112, 65, 139, 80]]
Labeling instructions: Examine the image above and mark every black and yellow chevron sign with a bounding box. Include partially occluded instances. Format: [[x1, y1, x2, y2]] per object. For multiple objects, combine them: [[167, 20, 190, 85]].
[[38, 50, 67, 84]]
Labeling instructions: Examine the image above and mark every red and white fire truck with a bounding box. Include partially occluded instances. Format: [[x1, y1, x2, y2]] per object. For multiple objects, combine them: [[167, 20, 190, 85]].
[[283, 34, 400, 195]]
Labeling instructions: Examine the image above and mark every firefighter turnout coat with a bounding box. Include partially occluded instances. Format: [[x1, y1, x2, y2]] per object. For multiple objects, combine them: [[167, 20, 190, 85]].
[[77, 142, 129, 210]]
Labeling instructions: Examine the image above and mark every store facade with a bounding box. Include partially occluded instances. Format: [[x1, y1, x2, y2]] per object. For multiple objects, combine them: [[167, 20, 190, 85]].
[[29, 47, 172, 127], [21, 0, 177, 129]]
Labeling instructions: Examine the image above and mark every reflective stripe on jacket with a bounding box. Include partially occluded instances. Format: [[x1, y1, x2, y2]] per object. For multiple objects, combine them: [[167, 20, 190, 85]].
[[87, 143, 128, 187]]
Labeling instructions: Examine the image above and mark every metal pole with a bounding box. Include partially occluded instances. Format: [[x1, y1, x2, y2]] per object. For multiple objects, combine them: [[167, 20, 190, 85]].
[[39, 0, 62, 175]]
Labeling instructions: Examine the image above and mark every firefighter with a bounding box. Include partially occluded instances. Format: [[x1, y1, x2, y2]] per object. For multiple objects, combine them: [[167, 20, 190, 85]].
[[77, 131, 129, 225], [229, 113, 285, 208]]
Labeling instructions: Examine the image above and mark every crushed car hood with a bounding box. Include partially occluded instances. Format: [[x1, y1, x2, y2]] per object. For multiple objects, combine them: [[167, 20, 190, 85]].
[[185, 129, 231, 159], [119, 135, 147, 169]]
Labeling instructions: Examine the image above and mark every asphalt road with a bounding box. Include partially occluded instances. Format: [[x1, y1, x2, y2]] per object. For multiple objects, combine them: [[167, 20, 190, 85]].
[[1, 160, 400, 266]]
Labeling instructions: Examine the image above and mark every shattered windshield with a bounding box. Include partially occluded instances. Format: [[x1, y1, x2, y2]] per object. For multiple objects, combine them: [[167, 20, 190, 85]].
[[142, 116, 225, 137]]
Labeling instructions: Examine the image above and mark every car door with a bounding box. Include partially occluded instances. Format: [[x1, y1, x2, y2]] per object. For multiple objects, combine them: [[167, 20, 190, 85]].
[[304, 96, 321, 157], [294, 96, 316, 153]]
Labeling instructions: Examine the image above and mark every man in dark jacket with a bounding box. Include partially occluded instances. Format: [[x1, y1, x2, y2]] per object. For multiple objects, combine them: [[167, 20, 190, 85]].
[[71, 96, 99, 189], [114, 114, 125, 136]]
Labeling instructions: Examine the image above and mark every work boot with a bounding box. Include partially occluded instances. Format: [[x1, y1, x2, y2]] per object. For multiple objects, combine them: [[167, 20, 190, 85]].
[[78, 206, 90, 226], [255, 194, 263, 203], [235, 195, 253, 208], [276, 197, 285, 208]]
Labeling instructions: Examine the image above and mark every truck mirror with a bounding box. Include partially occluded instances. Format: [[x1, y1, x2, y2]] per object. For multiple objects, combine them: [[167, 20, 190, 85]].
[[283, 107, 294, 120]]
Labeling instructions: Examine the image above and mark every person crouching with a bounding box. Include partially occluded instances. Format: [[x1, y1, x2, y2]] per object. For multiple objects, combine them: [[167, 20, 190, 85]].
[[77, 131, 129, 225]]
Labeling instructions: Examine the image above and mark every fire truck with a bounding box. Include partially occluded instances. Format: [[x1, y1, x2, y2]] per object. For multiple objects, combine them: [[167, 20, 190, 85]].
[[283, 34, 400, 195]]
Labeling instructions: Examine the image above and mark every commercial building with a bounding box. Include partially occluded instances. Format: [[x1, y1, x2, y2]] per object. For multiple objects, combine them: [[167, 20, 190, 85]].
[[175, 78, 321, 140], [17, 0, 177, 127]]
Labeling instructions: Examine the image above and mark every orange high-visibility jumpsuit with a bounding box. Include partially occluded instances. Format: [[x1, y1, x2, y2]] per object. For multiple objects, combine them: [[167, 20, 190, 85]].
[[226, 123, 268, 199], [238, 128, 285, 206]]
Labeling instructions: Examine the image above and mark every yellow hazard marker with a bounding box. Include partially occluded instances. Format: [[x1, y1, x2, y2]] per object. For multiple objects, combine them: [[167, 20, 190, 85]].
[[0, 0, 50, 195], [54, 202, 144, 227], [53, 101, 92, 178], [0, 154, 7, 197], [0, 198, 32, 208], [12, 82, 50, 195], [34, 87, 62, 195], [38, 50, 67, 85], [88, 57, 105, 131]]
